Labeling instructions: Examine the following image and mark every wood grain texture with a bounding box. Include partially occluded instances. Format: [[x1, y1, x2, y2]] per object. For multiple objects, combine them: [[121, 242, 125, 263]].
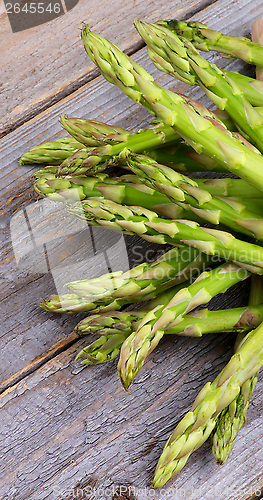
[[0, 0, 215, 137], [1, 0, 263, 497]]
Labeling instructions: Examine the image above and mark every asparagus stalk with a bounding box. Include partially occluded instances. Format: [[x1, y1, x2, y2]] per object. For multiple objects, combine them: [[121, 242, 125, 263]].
[[34, 165, 227, 222], [36, 166, 242, 223], [19, 106, 263, 169], [33, 169, 191, 219], [19, 131, 228, 172], [80, 26, 263, 193], [33, 158, 263, 211], [74, 270, 263, 367], [194, 177, 263, 199], [60, 115, 130, 147], [75, 285, 183, 365], [34, 170, 109, 202], [56, 118, 181, 176], [66, 197, 263, 273], [20, 119, 130, 166], [252, 18, 263, 81], [85, 17, 263, 107], [160, 19, 263, 67], [40, 246, 209, 314], [118, 263, 250, 390], [75, 302, 263, 339], [134, 20, 263, 152], [75, 310, 143, 338], [152, 319, 263, 487], [75, 332, 131, 365], [75, 263, 253, 369], [123, 150, 263, 239], [210, 376, 257, 466], [19, 137, 85, 165], [223, 71, 263, 107], [210, 273, 263, 464]]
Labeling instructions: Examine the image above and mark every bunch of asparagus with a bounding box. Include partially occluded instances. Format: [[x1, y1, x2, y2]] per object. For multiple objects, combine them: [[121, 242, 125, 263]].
[[21, 15, 263, 488]]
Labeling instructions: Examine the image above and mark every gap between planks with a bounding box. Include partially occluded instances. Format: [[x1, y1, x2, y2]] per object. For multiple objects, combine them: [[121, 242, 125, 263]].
[[0, 332, 80, 395]]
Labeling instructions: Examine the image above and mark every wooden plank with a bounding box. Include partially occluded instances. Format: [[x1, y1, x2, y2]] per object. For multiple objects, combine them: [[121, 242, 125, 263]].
[[0, 0, 214, 137], [0, 0, 262, 388]]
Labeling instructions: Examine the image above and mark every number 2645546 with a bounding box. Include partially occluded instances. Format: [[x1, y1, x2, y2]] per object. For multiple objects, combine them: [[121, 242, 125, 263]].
[[5, 3, 62, 14]]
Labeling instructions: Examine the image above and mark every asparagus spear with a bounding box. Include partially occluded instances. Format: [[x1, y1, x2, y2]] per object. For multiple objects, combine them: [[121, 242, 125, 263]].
[[194, 177, 263, 199], [20, 112, 228, 172], [33, 169, 191, 219], [40, 246, 209, 314], [75, 302, 263, 339], [75, 262, 249, 369], [210, 273, 263, 464], [123, 150, 263, 239], [210, 376, 257, 466], [84, 19, 263, 108], [34, 167, 234, 222], [19, 132, 228, 172], [80, 26, 263, 193], [74, 300, 263, 365], [33, 158, 263, 209], [134, 20, 263, 152], [160, 19, 263, 67], [56, 119, 181, 177], [75, 332, 130, 365], [34, 170, 109, 202], [19, 137, 85, 165], [20, 119, 130, 166], [75, 285, 184, 365], [74, 266, 263, 367], [60, 115, 130, 147], [35, 164, 236, 223], [75, 310, 143, 338], [19, 106, 263, 168], [152, 318, 263, 487], [117, 263, 250, 390], [252, 18, 263, 81], [66, 197, 263, 273], [222, 71, 263, 107]]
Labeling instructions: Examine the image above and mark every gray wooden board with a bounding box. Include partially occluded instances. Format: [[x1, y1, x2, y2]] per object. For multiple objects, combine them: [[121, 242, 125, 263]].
[[1, 0, 263, 496], [0, 0, 215, 137]]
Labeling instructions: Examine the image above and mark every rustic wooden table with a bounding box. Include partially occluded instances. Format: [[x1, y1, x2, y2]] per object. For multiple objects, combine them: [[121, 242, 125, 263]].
[[1, 0, 263, 498]]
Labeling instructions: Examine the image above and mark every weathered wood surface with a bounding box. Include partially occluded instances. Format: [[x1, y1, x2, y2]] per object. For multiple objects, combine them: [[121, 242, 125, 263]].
[[0, 0, 216, 137], [1, 0, 263, 497]]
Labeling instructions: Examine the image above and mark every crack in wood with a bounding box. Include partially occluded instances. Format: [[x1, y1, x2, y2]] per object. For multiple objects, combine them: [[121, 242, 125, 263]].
[[0, 332, 80, 395]]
